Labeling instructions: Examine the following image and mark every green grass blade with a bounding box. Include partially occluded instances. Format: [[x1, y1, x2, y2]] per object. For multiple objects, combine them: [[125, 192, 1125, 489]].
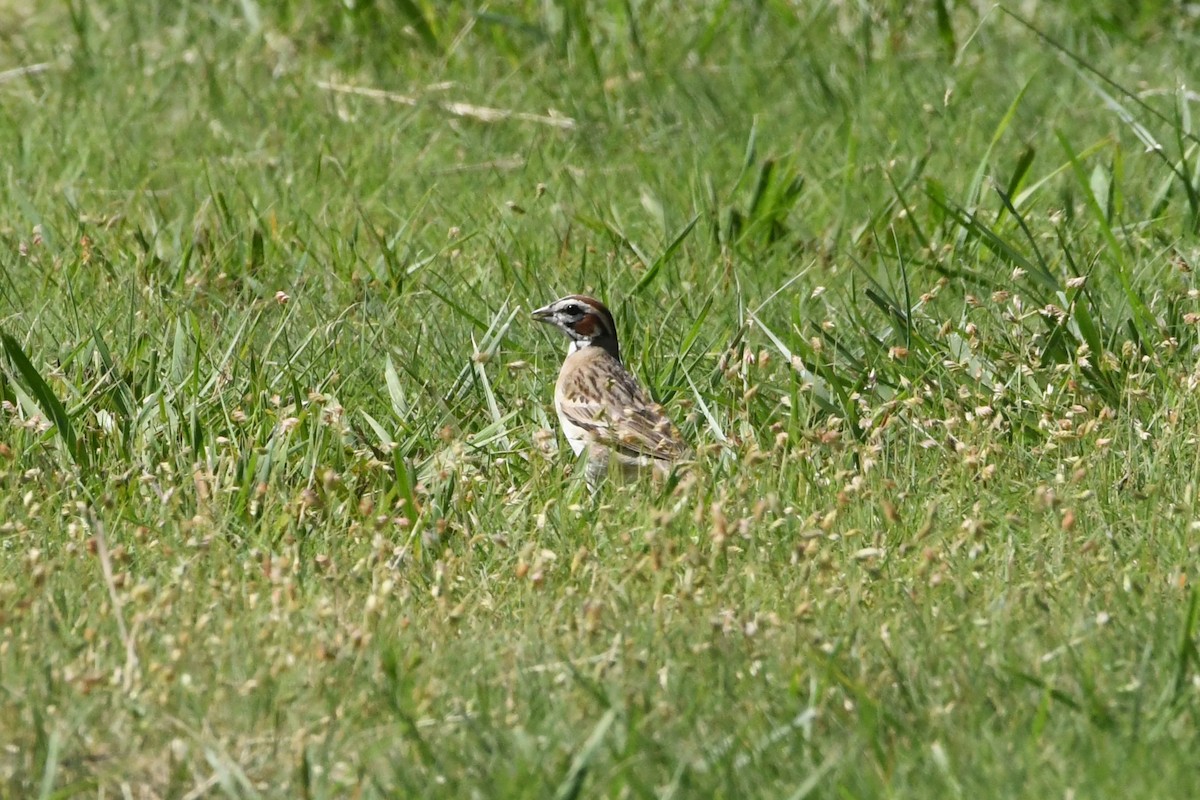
[[966, 78, 1032, 208], [684, 368, 726, 444], [391, 0, 439, 51], [471, 335, 510, 451], [1001, 6, 1200, 147], [633, 213, 700, 296], [933, 0, 955, 61], [1055, 130, 1159, 356], [2, 332, 79, 466], [1002, 145, 1037, 211], [925, 190, 1048, 292], [992, 187, 1058, 290], [385, 355, 409, 421], [554, 709, 617, 800], [1172, 588, 1199, 704]]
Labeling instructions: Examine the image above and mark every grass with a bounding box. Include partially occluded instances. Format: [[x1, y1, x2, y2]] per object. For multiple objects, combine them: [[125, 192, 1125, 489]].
[[1, 0, 1199, 796]]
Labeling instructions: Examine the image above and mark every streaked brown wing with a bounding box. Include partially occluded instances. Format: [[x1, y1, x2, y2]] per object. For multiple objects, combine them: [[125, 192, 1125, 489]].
[[559, 361, 690, 462]]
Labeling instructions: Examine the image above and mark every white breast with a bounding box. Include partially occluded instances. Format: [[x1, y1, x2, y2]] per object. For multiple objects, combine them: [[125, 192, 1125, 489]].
[[554, 386, 589, 456]]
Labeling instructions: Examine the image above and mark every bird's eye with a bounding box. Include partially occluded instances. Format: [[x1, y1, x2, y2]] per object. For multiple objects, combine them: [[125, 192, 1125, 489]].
[[562, 304, 584, 316]]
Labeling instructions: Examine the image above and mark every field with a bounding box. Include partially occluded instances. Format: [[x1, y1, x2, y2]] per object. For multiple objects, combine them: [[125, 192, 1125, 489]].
[[2, 1, 1199, 796]]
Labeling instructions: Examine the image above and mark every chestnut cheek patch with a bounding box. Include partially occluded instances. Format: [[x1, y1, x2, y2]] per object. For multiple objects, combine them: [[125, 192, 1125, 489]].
[[573, 315, 598, 337]]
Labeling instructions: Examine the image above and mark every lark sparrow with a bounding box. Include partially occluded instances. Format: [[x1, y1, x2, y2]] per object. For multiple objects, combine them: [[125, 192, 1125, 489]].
[[532, 294, 690, 485]]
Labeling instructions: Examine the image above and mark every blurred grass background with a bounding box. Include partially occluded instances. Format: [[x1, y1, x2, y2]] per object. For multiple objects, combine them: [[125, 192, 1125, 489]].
[[1, 0, 1199, 796]]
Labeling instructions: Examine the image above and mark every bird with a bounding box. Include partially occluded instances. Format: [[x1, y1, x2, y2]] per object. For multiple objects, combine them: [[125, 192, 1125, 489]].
[[531, 294, 691, 485]]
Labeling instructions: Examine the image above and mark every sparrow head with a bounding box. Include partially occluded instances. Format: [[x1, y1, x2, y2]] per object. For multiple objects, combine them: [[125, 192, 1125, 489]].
[[532, 294, 620, 359]]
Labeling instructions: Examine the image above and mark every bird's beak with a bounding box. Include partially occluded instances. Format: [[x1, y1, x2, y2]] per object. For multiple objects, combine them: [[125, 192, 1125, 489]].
[[531, 304, 554, 322]]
